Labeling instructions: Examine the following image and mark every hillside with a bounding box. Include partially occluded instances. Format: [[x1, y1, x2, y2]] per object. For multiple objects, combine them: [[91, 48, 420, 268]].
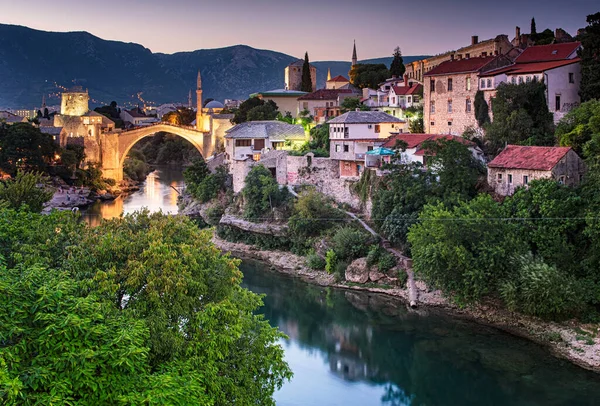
[[0, 24, 428, 108]]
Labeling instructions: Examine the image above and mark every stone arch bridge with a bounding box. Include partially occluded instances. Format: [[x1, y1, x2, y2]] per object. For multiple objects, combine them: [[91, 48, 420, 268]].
[[98, 123, 216, 181]]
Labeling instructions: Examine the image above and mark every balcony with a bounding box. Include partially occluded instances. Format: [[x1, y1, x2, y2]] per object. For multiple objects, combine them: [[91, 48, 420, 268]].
[[355, 153, 366, 160]]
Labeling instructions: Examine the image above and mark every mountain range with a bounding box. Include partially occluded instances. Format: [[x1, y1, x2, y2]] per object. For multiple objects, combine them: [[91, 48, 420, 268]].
[[0, 23, 428, 109]]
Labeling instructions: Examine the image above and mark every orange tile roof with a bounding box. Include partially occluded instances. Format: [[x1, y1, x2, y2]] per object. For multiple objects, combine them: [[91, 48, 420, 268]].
[[424, 56, 497, 76], [488, 145, 572, 170], [328, 75, 349, 82], [515, 42, 581, 63], [480, 58, 581, 77]]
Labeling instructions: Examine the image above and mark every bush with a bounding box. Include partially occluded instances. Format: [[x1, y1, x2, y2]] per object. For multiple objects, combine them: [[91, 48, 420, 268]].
[[331, 226, 372, 261], [377, 251, 397, 273], [325, 250, 337, 275], [500, 255, 585, 319], [205, 205, 224, 226], [306, 253, 326, 270], [242, 165, 289, 221], [396, 268, 408, 286], [216, 225, 291, 251], [366, 245, 382, 267], [0, 171, 53, 213], [334, 261, 348, 282]]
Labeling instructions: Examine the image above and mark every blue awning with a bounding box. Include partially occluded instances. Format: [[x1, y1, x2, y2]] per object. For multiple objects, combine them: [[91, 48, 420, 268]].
[[366, 147, 395, 156]]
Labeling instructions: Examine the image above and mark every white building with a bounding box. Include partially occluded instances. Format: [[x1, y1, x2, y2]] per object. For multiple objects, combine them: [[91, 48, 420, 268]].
[[479, 42, 582, 123], [120, 109, 159, 126]]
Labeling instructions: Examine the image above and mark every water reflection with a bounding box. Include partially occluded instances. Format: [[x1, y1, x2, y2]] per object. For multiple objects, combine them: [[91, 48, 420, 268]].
[[240, 260, 600, 406], [81, 167, 184, 225]]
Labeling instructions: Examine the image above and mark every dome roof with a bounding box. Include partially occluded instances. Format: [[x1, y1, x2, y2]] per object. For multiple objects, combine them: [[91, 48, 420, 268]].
[[205, 100, 224, 109]]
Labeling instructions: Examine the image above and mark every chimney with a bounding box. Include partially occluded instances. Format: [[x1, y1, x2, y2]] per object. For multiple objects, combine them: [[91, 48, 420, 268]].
[[450, 54, 455, 61], [516, 26, 521, 40], [465, 53, 470, 59], [404, 74, 408, 87], [471, 35, 479, 45], [457, 54, 463, 60]]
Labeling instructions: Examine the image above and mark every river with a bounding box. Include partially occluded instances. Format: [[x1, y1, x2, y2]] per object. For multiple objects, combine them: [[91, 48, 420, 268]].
[[85, 167, 600, 405]]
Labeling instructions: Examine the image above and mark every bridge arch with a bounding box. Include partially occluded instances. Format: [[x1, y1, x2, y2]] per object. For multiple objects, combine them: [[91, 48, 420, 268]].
[[101, 123, 212, 181]]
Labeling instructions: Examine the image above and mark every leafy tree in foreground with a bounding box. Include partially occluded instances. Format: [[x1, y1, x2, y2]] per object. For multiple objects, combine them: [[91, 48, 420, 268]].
[[578, 12, 600, 101], [0, 171, 53, 213]]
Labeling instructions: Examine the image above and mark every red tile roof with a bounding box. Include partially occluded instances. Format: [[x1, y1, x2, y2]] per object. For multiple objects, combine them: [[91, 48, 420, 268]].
[[424, 56, 497, 76], [383, 133, 432, 149], [297, 89, 352, 100], [480, 58, 581, 77], [391, 84, 423, 95], [488, 145, 572, 171], [413, 135, 475, 155], [328, 75, 349, 82], [515, 42, 581, 63]]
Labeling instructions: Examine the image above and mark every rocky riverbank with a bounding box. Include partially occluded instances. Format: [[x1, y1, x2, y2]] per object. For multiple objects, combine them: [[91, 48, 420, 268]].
[[213, 235, 600, 374]]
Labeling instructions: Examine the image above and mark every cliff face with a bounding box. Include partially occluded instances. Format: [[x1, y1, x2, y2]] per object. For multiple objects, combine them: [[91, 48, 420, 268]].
[[0, 23, 428, 108]]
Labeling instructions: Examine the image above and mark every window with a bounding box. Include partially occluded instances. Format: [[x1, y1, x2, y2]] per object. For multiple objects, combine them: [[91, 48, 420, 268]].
[[481, 79, 486, 89], [448, 121, 452, 126], [303, 102, 308, 110], [526, 76, 531, 83], [392, 97, 396, 104], [497, 173, 503, 183], [343, 145, 349, 152], [555, 95, 561, 111], [523, 175, 529, 185], [448, 78, 453, 91], [430, 78, 435, 92], [466, 76, 471, 91], [335, 144, 341, 152], [235, 139, 251, 147], [518, 76, 524, 84], [374, 125, 380, 133], [367, 146, 374, 151], [430, 101, 435, 113], [431, 121, 435, 126], [466, 99, 472, 113], [511, 76, 516, 84], [413, 95, 419, 103], [368, 124, 373, 129], [508, 174, 513, 184], [487, 79, 492, 88], [447, 100, 452, 113], [559, 175, 566, 184], [569, 72, 575, 83], [254, 139, 265, 150]]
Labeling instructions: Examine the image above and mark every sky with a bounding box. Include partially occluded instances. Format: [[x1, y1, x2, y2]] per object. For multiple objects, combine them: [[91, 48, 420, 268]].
[[0, 0, 597, 60]]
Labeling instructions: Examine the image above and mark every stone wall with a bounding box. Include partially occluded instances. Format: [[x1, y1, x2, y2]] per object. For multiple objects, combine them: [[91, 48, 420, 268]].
[[230, 158, 255, 193]]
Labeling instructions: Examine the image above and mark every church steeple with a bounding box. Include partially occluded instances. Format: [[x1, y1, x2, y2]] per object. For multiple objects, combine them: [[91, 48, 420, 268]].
[[352, 40, 357, 66], [327, 67, 331, 81]]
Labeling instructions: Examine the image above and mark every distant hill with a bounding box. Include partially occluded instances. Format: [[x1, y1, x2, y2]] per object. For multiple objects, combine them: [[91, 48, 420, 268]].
[[0, 24, 429, 109]]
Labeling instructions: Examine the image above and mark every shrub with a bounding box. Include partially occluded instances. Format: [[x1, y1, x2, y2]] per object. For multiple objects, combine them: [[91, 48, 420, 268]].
[[0, 171, 53, 213], [331, 226, 372, 261], [377, 251, 397, 273], [205, 205, 224, 226], [334, 261, 349, 282], [396, 268, 408, 286], [306, 253, 326, 270], [500, 255, 585, 319], [242, 165, 289, 221], [325, 250, 337, 275], [366, 245, 382, 267]]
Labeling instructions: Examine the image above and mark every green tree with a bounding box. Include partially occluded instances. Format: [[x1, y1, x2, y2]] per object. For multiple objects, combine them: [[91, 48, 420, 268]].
[[484, 81, 555, 157], [389, 46, 405, 78], [242, 165, 289, 220], [0, 171, 53, 213], [0, 123, 57, 175], [340, 97, 370, 113], [162, 107, 196, 126], [531, 17, 537, 37], [184, 158, 229, 203], [95, 102, 124, 128], [407, 195, 526, 303], [578, 12, 600, 101], [232, 98, 279, 124], [301, 52, 313, 93], [474, 90, 490, 127], [349, 64, 390, 89], [556, 100, 600, 155]]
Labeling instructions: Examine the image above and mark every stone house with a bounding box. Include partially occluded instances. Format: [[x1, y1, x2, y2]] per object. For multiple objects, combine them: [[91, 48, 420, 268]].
[[285, 60, 317, 92], [423, 54, 513, 135], [405, 34, 516, 83], [120, 108, 158, 127], [297, 89, 354, 124], [329, 111, 405, 177], [478, 42, 582, 123], [224, 121, 306, 162], [326, 75, 350, 90], [487, 145, 585, 196]]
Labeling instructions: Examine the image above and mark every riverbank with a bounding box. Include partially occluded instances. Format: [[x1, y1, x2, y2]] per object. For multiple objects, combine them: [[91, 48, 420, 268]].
[[213, 235, 600, 374]]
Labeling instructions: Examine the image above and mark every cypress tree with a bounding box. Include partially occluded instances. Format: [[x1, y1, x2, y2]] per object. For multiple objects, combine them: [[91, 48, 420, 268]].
[[474, 90, 490, 127], [531, 17, 537, 39], [389, 47, 405, 78], [301, 52, 313, 92]]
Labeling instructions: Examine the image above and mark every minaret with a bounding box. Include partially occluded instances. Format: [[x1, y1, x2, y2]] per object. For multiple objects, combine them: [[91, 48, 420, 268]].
[[196, 70, 203, 131], [352, 40, 357, 67], [188, 89, 192, 109], [327, 68, 331, 81], [41, 94, 46, 109]]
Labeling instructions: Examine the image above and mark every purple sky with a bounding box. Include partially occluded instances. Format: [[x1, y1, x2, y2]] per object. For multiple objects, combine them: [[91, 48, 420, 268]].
[[0, 0, 596, 60]]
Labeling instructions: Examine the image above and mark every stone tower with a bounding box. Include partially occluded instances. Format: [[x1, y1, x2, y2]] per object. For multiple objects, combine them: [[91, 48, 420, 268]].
[[352, 40, 357, 67], [60, 86, 89, 116]]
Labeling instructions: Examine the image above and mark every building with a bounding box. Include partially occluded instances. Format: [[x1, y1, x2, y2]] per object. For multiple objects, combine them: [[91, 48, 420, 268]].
[[329, 111, 405, 177], [0, 111, 28, 124], [326, 75, 350, 90], [224, 121, 307, 162], [14, 109, 37, 119], [285, 60, 317, 92], [479, 42, 582, 123], [297, 89, 355, 123], [387, 77, 423, 118], [224, 99, 243, 109], [487, 145, 585, 196], [120, 108, 158, 127], [405, 35, 516, 83], [423, 54, 513, 135], [250, 89, 308, 118], [382, 133, 484, 167]]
